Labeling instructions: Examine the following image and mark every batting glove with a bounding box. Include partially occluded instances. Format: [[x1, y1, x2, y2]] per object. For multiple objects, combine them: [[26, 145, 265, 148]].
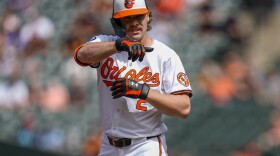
[[110, 78, 150, 99], [115, 37, 153, 62]]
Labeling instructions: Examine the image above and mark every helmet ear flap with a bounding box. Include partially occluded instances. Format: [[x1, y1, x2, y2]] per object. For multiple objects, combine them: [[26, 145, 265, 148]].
[[110, 18, 126, 37]]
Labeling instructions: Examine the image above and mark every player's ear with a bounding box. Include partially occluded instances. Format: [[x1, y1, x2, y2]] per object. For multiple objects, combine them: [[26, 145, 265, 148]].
[[147, 13, 150, 22], [147, 12, 152, 31]]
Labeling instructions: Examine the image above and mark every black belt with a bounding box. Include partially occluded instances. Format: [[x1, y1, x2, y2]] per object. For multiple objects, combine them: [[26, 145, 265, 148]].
[[107, 135, 160, 148]]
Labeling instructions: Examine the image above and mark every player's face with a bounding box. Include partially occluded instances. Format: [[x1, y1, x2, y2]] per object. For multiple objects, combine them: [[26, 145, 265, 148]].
[[120, 13, 149, 41]]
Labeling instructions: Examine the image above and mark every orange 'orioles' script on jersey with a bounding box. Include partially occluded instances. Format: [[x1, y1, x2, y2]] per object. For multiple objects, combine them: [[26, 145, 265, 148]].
[[101, 57, 160, 87]]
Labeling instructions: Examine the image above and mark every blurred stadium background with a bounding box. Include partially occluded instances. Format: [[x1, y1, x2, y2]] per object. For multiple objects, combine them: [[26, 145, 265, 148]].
[[0, 0, 280, 156]]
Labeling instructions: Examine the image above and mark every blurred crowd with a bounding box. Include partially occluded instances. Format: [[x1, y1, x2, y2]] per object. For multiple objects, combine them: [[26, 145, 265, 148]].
[[0, 0, 98, 155], [0, 0, 280, 156]]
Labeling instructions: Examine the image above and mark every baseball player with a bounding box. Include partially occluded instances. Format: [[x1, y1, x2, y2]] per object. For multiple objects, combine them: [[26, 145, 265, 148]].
[[74, 0, 193, 155]]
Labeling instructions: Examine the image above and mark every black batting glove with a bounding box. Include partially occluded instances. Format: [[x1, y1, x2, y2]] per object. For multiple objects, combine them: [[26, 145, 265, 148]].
[[110, 78, 150, 99], [115, 37, 153, 62]]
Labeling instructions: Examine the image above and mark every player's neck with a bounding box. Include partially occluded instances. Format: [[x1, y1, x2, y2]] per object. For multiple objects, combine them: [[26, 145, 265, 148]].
[[141, 35, 154, 47]]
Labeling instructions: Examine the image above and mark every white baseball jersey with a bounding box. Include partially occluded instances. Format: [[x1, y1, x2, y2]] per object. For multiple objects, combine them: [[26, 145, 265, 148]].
[[77, 35, 192, 139]]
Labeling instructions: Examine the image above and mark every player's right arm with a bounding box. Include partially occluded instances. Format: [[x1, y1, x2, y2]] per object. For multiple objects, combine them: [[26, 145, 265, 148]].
[[75, 41, 117, 66], [74, 35, 152, 66], [74, 35, 119, 66]]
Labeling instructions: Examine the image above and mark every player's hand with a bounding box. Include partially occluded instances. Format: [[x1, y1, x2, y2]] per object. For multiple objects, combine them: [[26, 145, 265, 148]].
[[115, 37, 153, 62], [110, 78, 150, 99]]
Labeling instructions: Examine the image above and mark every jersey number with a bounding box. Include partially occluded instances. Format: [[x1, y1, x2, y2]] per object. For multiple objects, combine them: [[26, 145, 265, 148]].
[[136, 99, 147, 111]]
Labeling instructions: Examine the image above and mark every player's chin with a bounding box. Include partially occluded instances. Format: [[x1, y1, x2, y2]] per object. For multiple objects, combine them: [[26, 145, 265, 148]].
[[128, 34, 143, 41], [127, 32, 143, 41]]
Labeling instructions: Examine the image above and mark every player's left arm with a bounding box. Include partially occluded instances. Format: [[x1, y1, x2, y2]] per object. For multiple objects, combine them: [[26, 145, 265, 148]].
[[110, 78, 192, 119], [146, 89, 191, 119], [110, 54, 192, 119]]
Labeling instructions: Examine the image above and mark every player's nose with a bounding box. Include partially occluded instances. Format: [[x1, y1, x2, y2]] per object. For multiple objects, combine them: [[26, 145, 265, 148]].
[[130, 18, 140, 26]]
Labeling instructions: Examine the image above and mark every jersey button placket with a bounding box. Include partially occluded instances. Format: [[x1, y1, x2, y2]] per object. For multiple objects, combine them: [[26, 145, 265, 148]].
[[112, 111, 118, 131], [112, 102, 122, 131]]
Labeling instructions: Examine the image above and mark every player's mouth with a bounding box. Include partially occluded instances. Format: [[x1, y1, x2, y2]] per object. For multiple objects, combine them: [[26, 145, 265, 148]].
[[130, 27, 142, 35]]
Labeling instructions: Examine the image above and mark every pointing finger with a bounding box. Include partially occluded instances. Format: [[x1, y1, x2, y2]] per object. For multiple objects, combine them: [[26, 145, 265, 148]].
[[145, 47, 154, 52]]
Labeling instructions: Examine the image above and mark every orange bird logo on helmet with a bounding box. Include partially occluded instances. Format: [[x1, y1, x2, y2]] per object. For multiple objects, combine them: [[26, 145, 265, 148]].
[[124, 0, 135, 9]]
